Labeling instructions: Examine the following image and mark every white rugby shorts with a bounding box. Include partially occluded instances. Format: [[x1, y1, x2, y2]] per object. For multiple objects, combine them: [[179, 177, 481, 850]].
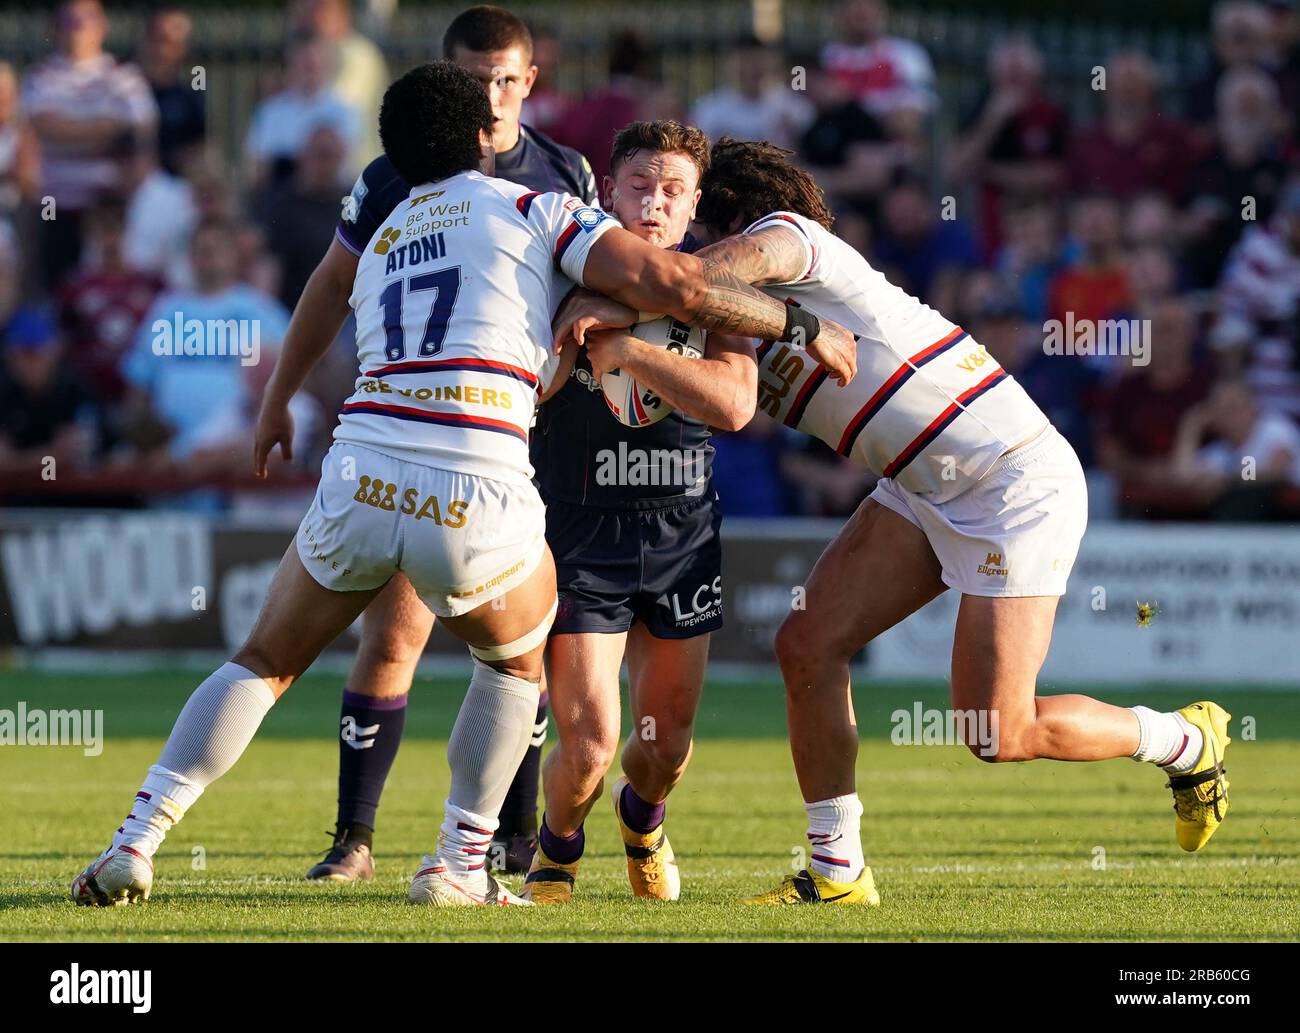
[[869, 425, 1087, 597], [296, 443, 546, 617]]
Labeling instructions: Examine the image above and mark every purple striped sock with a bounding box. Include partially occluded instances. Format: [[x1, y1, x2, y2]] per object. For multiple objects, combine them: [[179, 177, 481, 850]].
[[619, 783, 665, 834]]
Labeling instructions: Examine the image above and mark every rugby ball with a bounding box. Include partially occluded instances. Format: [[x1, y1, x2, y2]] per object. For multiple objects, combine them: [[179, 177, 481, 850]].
[[600, 316, 705, 427]]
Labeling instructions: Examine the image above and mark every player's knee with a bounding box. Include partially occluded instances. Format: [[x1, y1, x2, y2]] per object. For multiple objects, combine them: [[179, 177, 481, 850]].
[[967, 723, 1031, 763], [773, 615, 806, 672], [558, 720, 619, 788], [636, 723, 692, 774], [774, 614, 840, 689]]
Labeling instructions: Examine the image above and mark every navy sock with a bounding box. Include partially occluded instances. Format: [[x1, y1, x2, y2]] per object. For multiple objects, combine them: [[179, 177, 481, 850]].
[[620, 782, 666, 834], [539, 814, 584, 865], [337, 689, 408, 833], [496, 693, 547, 838]]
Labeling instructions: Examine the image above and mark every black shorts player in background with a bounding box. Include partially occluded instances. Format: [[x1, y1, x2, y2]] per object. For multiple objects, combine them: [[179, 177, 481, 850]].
[[252, 5, 598, 882]]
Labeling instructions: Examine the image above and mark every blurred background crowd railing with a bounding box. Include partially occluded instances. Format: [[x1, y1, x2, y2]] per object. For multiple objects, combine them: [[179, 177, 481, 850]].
[[1, 0, 1299, 525]]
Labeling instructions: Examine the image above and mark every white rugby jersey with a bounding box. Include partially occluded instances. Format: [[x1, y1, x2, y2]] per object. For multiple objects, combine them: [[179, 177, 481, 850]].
[[749, 211, 1048, 501], [338, 170, 616, 484]]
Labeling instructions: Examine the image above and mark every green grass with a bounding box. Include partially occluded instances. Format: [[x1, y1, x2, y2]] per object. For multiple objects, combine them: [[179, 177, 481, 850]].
[[1, 669, 1297, 941]]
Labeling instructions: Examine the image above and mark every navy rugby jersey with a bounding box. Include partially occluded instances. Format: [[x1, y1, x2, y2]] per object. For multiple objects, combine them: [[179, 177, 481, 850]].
[[531, 233, 716, 510], [335, 123, 598, 256]]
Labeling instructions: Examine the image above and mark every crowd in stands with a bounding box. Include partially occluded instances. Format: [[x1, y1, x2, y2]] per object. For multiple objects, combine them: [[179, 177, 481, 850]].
[[2, 0, 1299, 522]]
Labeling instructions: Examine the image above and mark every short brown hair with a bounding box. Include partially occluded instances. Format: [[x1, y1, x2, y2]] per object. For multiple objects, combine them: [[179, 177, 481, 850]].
[[609, 120, 710, 184], [696, 138, 834, 234], [442, 5, 532, 60]]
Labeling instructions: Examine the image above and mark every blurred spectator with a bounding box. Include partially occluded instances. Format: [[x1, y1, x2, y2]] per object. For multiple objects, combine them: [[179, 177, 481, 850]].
[[1269, 0, 1300, 138], [0, 62, 41, 218], [521, 23, 570, 137], [184, 341, 323, 478], [953, 37, 1068, 259], [119, 218, 289, 462], [1099, 296, 1215, 500], [995, 197, 1071, 322], [21, 0, 158, 286], [1184, 66, 1291, 287], [873, 172, 979, 315], [711, 420, 795, 517], [780, 439, 872, 517], [190, 163, 242, 224], [1124, 191, 1181, 250], [0, 306, 100, 477], [1212, 180, 1300, 415], [1067, 51, 1195, 204], [291, 0, 389, 174], [966, 284, 1036, 363], [820, 0, 935, 138], [255, 126, 349, 308], [1046, 194, 1133, 328], [0, 225, 20, 329], [1186, 1, 1275, 136], [553, 30, 678, 189], [1171, 378, 1300, 517], [796, 57, 896, 219], [1126, 245, 1182, 311], [963, 287, 1101, 467], [689, 35, 812, 151], [118, 133, 197, 288], [55, 192, 164, 405], [137, 6, 205, 177], [235, 221, 282, 301], [244, 31, 358, 190]]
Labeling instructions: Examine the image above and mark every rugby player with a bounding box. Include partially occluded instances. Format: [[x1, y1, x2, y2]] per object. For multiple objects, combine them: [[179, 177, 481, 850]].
[[580, 139, 1232, 907], [70, 75, 857, 910], [257, 6, 598, 882], [521, 121, 750, 904]]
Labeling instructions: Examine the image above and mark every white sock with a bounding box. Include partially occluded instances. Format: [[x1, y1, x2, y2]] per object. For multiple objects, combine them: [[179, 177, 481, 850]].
[[446, 660, 538, 818], [115, 663, 276, 856], [806, 794, 866, 881], [1130, 706, 1203, 774], [435, 802, 497, 880], [433, 660, 538, 881]]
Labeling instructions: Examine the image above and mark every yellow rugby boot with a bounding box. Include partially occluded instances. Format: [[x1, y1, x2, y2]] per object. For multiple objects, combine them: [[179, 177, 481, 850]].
[[611, 777, 680, 901], [519, 844, 580, 905], [741, 866, 881, 906], [1166, 701, 1232, 852]]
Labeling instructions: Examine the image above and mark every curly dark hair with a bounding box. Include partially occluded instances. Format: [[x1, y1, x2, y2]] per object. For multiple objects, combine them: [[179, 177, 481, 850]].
[[696, 138, 835, 235], [379, 61, 494, 187]]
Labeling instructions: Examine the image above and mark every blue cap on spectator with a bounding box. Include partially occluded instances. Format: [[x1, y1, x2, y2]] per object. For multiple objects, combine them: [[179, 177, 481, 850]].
[[3, 306, 58, 351]]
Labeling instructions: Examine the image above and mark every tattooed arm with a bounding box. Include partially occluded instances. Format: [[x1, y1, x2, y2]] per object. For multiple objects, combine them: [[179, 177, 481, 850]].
[[695, 225, 858, 386], [560, 225, 857, 384], [695, 225, 812, 287], [570, 226, 786, 337]]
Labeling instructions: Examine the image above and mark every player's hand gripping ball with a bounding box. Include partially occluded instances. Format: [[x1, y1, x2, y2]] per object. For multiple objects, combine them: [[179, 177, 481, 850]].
[[599, 316, 705, 428]]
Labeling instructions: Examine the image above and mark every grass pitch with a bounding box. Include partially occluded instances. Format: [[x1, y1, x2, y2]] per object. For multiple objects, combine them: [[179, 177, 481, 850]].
[[1, 669, 1297, 941]]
